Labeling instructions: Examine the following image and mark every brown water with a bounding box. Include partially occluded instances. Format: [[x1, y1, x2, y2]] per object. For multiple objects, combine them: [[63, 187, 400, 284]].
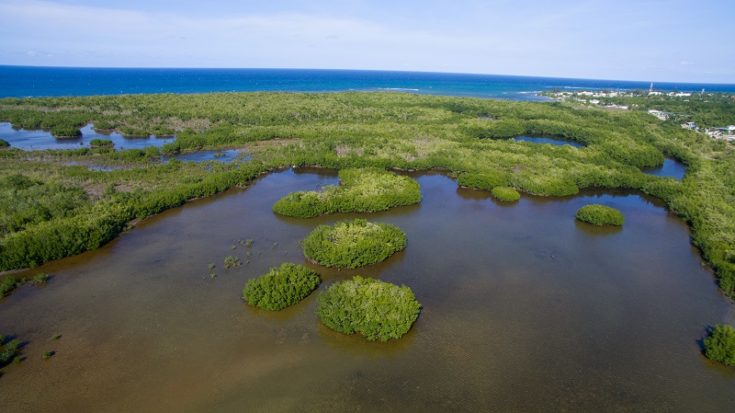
[[0, 169, 733, 412]]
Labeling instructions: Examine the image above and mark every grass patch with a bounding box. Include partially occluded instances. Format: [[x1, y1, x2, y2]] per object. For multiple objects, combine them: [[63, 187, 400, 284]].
[[273, 168, 421, 218], [575, 204, 624, 226], [303, 219, 406, 269], [316, 275, 421, 341], [243, 263, 321, 311], [704, 324, 735, 366], [491, 186, 521, 202], [90, 139, 114, 150]]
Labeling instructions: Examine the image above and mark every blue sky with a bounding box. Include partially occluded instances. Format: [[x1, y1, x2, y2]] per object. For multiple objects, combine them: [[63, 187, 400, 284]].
[[0, 0, 733, 83]]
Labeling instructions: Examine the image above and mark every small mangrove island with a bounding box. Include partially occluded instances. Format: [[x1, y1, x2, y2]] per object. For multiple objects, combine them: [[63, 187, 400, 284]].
[[316, 275, 422, 341], [273, 168, 421, 218], [704, 324, 735, 367], [302, 219, 407, 268], [575, 204, 625, 226], [243, 263, 321, 311]]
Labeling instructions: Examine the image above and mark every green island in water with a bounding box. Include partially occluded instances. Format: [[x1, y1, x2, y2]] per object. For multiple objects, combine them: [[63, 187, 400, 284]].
[[1, 91, 734, 410]]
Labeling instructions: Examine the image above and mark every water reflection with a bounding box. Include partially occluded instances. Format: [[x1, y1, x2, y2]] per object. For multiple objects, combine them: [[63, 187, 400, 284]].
[[0, 122, 175, 151], [644, 158, 687, 180], [169, 149, 249, 163], [513, 135, 585, 148], [0, 169, 732, 412]]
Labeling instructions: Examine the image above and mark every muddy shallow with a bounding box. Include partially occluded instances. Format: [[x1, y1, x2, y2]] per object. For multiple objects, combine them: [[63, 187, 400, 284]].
[[0, 169, 733, 412]]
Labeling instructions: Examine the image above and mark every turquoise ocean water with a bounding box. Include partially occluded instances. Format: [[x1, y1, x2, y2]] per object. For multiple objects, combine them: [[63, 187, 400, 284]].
[[1, 66, 733, 100]]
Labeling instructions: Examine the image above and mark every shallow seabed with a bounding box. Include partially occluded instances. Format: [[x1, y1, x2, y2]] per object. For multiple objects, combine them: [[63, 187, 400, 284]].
[[0, 169, 733, 412]]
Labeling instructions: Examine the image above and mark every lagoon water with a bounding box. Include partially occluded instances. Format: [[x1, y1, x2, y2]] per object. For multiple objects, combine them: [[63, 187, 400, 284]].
[[2, 66, 735, 100], [513, 135, 585, 148], [0, 123, 174, 151], [644, 158, 687, 180], [0, 170, 733, 412]]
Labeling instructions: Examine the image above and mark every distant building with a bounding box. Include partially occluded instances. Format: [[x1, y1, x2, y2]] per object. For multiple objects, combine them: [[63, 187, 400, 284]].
[[681, 121, 697, 130], [648, 109, 671, 121]]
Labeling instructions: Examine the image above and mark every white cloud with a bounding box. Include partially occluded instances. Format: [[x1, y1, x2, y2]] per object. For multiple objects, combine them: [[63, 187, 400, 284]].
[[0, 0, 732, 82]]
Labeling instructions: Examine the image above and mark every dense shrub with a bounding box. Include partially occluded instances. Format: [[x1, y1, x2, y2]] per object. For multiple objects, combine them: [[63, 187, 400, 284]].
[[703, 324, 735, 366], [575, 204, 624, 226], [303, 219, 406, 268], [0, 175, 89, 238], [0, 334, 21, 367], [243, 263, 321, 311], [491, 186, 521, 202], [273, 168, 421, 218], [466, 119, 525, 139], [316, 276, 421, 341], [456, 170, 508, 191], [0, 138, 9, 148]]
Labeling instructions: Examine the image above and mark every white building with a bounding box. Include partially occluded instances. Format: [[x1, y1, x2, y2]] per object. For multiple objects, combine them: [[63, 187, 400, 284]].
[[648, 109, 670, 121]]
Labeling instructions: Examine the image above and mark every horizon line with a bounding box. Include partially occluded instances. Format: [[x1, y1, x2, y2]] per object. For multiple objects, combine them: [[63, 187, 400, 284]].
[[2, 64, 733, 87]]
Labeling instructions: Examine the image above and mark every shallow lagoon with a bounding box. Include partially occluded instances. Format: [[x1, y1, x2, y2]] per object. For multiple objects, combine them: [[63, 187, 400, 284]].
[[513, 135, 585, 148], [0, 123, 175, 151], [170, 149, 249, 163], [644, 158, 687, 180], [0, 170, 732, 412]]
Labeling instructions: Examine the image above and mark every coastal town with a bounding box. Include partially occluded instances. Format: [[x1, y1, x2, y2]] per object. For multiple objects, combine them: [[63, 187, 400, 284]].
[[544, 87, 735, 142]]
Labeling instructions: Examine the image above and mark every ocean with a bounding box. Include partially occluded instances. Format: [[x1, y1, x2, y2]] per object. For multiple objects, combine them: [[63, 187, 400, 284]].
[[1, 65, 733, 100]]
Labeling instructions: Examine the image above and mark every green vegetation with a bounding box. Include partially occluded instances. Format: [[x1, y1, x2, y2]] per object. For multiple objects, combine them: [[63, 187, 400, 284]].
[[491, 186, 521, 202], [89, 139, 114, 150], [0, 174, 88, 238], [703, 324, 735, 366], [575, 204, 625, 226], [456, 170, 509, 191], [42, 351, 55, 360], [243, 263, 320, 311], [273, 168, 421, 218], [30, 273, 50, 286], [0, 335, 21, 367], [317, 276, 421, 341], [549, 91, 735, 128], [302, 219, 406, 268], [1, 272, 54, 298], [0, 138, 9, 148], [0, 276, 17, 297], [0, 92, 734, 299]]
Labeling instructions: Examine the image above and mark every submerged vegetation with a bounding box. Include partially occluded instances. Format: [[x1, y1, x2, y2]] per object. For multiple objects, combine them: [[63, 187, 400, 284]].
[[0, 91, 733, 300], [576, 204, 625, 226], [273, 168, 421, 218], [0, 272, 52, 298], [316, 276, 421, 341], [0, 334, 21, 367], [703, 324, 735, 367], [302, 219, 406, 268], [243, 263, 321, 311]]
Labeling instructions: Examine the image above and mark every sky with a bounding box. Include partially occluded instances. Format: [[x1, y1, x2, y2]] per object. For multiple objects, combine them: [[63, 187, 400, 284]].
[[0, 0, 733, 83]]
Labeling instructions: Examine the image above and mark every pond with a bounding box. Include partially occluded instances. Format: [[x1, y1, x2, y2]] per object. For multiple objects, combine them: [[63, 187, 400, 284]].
[[168, 149, 250, 163], [0, 170, 732, 412], [513, 135, 585, 148], [644, 158, 687, 180], [0, 123, 175, 151]]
